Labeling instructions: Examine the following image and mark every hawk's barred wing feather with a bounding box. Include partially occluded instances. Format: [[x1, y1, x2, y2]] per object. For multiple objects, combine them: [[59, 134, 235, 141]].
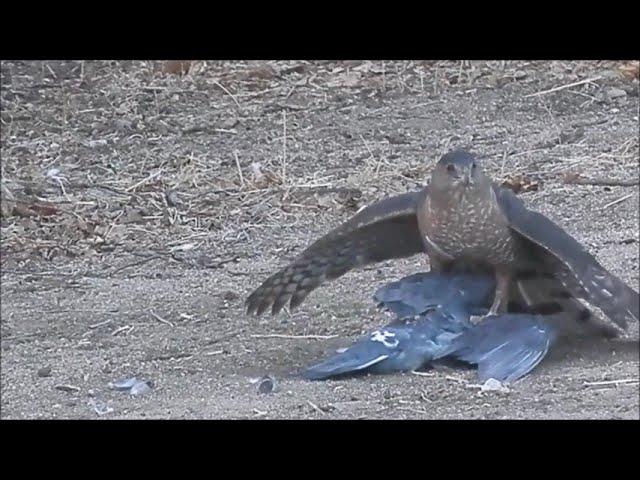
[[494, 185, 639, 329], [246, 191, 426, 316]]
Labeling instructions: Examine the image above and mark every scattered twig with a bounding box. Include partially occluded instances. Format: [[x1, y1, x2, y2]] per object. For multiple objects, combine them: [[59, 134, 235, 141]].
[[55, 384, 80, 393], [148, 351, 194, 361], [445, 376, 468, 384], [411, 371, 436, 377], [112, 325, 134, 336], [398, 406, 430, 415], [207, 329, 244, 344], [603, 193, 634, 209], [524, 77, 601, 98], [110, 255, 164, 275], [149, 310, 174, 327], [250, 334, 339, 340], [125, 170, 164, 192], [563, 176, 639, 187], [211, 80, 242, 111], [88, 319, 114, 329], [234, 151, 245, 188], [281, 110, 287, 184], [359, 133, 376, 164], [203, 349, 225, 356], [307, 400, 326, 415], [583, 379, 639, 387]]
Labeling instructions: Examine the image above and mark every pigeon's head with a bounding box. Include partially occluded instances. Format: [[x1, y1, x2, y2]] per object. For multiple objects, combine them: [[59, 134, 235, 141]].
[[432, 150, 487, 191]]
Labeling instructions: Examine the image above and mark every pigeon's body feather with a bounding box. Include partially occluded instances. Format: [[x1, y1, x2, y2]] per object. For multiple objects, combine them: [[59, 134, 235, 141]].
[[302, 272, 557, 383]]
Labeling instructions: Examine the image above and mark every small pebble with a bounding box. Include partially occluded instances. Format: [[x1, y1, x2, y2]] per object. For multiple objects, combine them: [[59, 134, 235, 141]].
[[165, 189, 180, 207], [114, 119, 133, 131], [109, 377, 153, 396], [223, 290, 239, 301], [55, 384, 80, 393], [109, 377, 139, 391], [221, 117, 239, 129], [37, 366, 52, 378], [88, 139, 108, 148], [89, 399, 114, 416], [130, 381, 152, 396], [607, 87, 627, 100], [258, 375, 277, 394], [481, 378, 510, 393]]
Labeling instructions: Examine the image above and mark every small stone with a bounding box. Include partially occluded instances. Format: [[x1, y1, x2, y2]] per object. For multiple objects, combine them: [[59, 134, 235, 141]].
[[37, 366, 52, 377], [258, 375, 277, 394], [89, 399, 113, 416], [221, 117, 239, 129], [130, 381, 152, 396], [481, 378, 510, 393], [165, 189, 180, 207], [109, 376, 153, 396], [55, 384, 81, 393], [607, 87, 627, 100], [88, 139, 108, 148], [223, 290, 239, 301], [114, 119, 133, 131], [109, 377, 139, 391], [513, 70, 527, 80], [560, 127, 584, 144]]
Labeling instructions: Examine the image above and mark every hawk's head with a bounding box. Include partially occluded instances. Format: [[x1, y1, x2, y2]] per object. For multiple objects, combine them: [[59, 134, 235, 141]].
[[432, 150, 488, 193]]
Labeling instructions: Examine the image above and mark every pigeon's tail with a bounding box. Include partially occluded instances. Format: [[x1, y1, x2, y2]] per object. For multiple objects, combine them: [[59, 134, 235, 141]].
[[437, 314, 557, 384], [514, 272, 620, 338]]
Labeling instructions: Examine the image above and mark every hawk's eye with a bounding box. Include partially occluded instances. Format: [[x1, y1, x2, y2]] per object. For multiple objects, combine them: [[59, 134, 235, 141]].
[[446, 164, 456, 173], [471, 162, 477, 169]]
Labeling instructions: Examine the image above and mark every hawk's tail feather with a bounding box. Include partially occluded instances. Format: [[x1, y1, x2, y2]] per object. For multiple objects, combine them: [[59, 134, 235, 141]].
[[513, 272, 620, 339], [576, 264, 639, 330]]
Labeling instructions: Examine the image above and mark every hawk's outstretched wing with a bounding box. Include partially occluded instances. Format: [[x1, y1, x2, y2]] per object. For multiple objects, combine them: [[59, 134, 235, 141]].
[[494, 185, 639, 330], [246, 191, 426, 316]]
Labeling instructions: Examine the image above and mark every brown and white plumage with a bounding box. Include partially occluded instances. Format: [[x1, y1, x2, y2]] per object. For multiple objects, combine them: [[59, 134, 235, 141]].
[[245, 192, 425, 316], [245, 150, 639, 333], [494, 186, 639, 329]]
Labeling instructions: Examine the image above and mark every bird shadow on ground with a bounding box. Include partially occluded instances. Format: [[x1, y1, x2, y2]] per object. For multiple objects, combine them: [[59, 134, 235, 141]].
[[547, 336, 639, 366]]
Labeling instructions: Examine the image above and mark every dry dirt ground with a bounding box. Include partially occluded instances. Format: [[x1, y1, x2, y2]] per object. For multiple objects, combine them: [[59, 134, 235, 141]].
[[1, 60, 639, 420]]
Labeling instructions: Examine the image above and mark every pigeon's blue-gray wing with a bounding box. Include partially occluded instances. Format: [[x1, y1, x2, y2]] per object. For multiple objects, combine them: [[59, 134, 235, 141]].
[[246, 191, 426, 316], [302, 272, 489, 380], [494, 185, 639, 330], [302, 272, 558, 382], [373, 271, 494, 320], [438, 313, 557, 383], [301, 327, 412, 380], [301, 309, 469, 381]]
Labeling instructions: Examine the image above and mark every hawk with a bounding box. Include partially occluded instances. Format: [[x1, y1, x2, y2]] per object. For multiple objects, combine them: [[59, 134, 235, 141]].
[[246, 150, 639, 333]]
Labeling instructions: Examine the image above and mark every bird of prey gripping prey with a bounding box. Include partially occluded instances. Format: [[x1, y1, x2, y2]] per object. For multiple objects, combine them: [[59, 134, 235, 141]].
[[246, 150, 639, 333]]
